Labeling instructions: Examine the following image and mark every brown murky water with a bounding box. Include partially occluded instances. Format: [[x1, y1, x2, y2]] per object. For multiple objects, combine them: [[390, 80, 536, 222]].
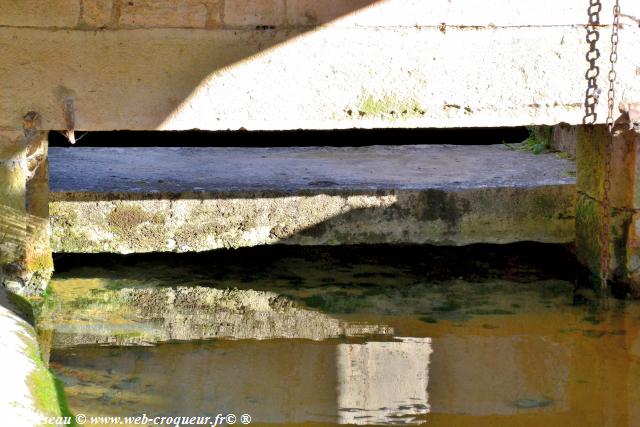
[[43, 245, 640, 426]]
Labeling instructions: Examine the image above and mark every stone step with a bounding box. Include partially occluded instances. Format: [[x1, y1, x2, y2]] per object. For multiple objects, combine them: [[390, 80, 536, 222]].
[[48, 144, 576, 253]]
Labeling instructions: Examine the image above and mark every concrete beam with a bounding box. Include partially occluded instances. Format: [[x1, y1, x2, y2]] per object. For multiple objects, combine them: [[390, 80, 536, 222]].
[[0, 2, 638, 131], [2, 1, 637, 30], [48, 145, 577, 253]]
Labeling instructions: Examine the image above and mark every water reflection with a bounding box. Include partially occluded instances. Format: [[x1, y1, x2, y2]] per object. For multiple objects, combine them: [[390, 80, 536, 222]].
[[51, 309, 640, 427], [52, 338, 433, 425], [336, 338, 432, 425], [45, 245, 640, 426]]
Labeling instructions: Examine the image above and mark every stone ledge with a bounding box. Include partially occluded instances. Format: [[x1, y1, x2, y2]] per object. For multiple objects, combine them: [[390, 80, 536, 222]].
[[48, 145, 577, 253]]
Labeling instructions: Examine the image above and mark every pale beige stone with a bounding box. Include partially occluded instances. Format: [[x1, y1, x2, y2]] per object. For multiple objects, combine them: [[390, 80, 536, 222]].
[[2, 23, 639, 131], [286, 0, 640, 27], [0, 0, 80, 28], [224, 0, 285, 26], [204, 0, 225, 28], [286, 0, 376, 26], [1, 1, 639, 131], [82, 0, 113, 28], [119, 0, 208, 28]]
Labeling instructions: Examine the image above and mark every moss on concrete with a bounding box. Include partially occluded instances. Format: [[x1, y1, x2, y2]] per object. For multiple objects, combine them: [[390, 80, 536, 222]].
[[7, 291, 36, 324], [17, 330, 75, 426], [106, 205, 167, 251], [108, 205, 164, 232], [355, 94, 426, 121], [26, 251, 54, 276], [576, 125, 607, 200]]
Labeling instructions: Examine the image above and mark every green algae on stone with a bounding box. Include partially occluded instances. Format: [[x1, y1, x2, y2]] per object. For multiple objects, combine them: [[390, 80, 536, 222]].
[[106, 205, 167, 251], [355, 94, 426, 121], [17, 330, 75, 426]]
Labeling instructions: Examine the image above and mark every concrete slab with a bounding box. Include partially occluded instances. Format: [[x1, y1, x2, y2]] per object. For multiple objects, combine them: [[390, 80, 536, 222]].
[[50, 145, 575, 193], [49, 145, 577, 253]]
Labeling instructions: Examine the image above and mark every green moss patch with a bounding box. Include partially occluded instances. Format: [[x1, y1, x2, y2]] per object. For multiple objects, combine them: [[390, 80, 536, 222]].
[[352, 94, 426, 121], [17, 331, 75, 426]]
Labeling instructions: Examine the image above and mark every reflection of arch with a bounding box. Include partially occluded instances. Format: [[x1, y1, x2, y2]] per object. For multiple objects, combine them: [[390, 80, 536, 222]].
[[40, 285, 393, 347]]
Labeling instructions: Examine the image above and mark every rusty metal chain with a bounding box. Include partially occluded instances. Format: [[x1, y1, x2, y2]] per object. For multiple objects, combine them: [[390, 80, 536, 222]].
[[583, 0, 602, 125], [600, 0, 621, 291]]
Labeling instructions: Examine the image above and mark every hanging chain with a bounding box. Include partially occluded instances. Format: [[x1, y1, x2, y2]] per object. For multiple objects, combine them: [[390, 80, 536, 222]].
[[583, 0, 602, 125], [600, 0, 620, 291]]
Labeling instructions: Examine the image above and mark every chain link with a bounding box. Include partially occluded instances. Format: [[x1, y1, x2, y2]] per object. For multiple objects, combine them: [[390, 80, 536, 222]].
[[600, 0, 620, 291], [583, 0, 602, 125]]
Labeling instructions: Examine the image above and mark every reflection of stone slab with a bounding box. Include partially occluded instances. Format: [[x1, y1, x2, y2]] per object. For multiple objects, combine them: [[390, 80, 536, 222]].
[[40, 286, 393, 347], [336, 337, 432, 425]]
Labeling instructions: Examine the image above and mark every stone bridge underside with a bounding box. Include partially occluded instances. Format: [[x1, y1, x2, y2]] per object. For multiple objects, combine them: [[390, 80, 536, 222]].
[[0, 0, 639, 131]]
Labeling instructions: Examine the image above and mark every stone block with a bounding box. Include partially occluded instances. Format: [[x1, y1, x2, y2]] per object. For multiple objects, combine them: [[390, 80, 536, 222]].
[[286, 0, 375, 26], [575, 194, 632, 280], [0, 0, 80, 28], [224, 0, 285, 27], [1, 23, 639, 131], [119, 0, 208, 28], [576, 124, 636, 209], [550, 124, 577, 158], [81, 0, 113, 28], [0, 289, 63, 423]]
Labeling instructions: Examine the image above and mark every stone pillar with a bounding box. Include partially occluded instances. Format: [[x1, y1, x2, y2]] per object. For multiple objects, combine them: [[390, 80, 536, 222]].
[[0, 114, 52, 296], [575, 107, 640, 297]]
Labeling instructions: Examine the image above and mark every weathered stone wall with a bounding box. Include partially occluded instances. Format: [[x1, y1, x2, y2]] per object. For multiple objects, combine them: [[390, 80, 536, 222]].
[[49, 186, 577, 253], [551, 124, 578, 158], [0, 126, 52, 296], [0, 1, 638, 131]]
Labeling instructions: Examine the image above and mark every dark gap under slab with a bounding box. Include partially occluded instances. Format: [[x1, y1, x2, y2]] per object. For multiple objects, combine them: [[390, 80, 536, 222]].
[[48, 127, 530, 148]]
